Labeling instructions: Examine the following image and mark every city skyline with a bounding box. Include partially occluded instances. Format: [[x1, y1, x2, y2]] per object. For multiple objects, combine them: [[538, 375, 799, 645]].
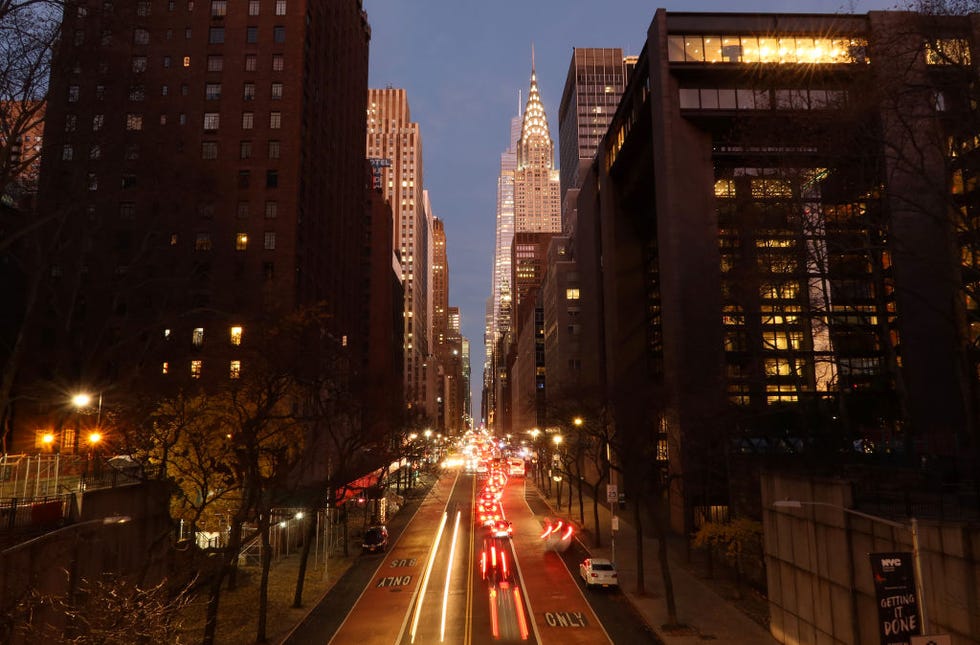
[[364, 0, 897, 419]]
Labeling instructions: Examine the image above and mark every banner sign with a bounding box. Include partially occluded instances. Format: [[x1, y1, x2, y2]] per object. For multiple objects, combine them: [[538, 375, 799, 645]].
[[869, 552, 921, 644]]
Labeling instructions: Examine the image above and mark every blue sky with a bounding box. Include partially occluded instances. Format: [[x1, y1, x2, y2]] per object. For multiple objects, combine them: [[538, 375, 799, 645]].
[[363, 0, 896, 422]]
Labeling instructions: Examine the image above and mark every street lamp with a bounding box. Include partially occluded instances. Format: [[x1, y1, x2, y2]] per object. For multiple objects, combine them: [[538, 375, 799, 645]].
[[772, 500, 929, 634]]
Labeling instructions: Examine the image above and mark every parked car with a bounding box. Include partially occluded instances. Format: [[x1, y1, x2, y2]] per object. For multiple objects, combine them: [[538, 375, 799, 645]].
[[579, 557, 618, 589], [362, 525, 389, 553]]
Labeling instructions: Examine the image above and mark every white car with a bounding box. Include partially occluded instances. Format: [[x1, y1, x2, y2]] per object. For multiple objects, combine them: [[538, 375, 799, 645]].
[[579, 557, 618, 589]]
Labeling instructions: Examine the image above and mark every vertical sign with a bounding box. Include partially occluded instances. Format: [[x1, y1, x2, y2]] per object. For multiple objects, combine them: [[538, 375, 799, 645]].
[[869, 552, 920, 644]]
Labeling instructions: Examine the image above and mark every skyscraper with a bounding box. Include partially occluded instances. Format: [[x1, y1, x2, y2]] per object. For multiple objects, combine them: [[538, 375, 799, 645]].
[[366, 89, 431, 416], [487, 59, 562, 432]]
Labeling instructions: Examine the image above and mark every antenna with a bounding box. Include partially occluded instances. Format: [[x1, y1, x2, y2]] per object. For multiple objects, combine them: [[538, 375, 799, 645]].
[[531, 43, 536, 76]]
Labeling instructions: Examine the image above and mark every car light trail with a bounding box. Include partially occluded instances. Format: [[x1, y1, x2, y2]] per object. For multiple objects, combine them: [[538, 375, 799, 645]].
[[439, 510, 462, 642], [561, 524, 574, 541], [513, 586, 529, 640], [410, 511, 448, 643], [489, 587, 499, 638]]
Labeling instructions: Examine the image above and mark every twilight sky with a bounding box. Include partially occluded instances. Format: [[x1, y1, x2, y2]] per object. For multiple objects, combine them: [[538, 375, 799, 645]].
[[363, 0, 896, 423]]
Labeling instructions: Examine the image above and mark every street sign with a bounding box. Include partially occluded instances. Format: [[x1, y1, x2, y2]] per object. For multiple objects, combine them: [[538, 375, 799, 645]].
[[606, 484, 618, 504]]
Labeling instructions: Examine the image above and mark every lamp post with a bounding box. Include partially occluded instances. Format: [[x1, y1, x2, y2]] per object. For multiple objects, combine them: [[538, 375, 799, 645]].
[[552, 434, 564, 504], [772, 500, 929, 635]]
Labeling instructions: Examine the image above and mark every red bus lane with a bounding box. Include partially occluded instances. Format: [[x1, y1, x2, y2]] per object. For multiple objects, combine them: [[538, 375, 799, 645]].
[[328, 473, 458, 645], [507, 483, 612, 645]]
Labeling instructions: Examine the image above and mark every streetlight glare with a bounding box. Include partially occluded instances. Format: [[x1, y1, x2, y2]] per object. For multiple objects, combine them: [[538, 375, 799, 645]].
[[72, 393, 92, 407], [573, 417, 583, 427], [553, 435, 563, 445], [88, 432, 102, 445]]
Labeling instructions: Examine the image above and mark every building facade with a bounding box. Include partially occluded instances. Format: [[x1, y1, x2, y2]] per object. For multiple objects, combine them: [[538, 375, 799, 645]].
[[579, 9, 980, 532], [366, 88, 432, 419], [15, 0, 378, 454]]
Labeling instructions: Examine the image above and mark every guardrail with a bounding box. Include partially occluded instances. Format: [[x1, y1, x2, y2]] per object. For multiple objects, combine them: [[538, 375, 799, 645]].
[[0, 494, 76, 531]]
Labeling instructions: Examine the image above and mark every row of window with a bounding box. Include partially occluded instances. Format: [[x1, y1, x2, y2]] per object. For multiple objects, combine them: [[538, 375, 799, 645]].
[[679, 87, 847, 111], [193, 231, 278, 250], [62, 110, 284, 139], [78, 0, 286, 18], [163, 359, 242, 379], [164, 325, 244, 346], [69, 81, 285, 103], [129, 25, 287, 46], [668, 34, 870, 65]]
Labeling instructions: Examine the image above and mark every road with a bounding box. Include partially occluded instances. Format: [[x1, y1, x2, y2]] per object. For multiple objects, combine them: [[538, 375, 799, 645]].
[[283, 468, 661, 644]]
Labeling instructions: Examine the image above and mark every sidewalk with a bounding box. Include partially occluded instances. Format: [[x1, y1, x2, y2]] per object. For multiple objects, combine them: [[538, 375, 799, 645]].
[[528, 478, 779, 645]]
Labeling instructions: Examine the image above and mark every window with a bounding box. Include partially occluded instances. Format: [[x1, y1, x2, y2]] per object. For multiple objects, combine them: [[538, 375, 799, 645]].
[[205, 83, 221, 100], [238, 170, 250, 188], [137, 0, 151, 15], [235, 233, 248, 250], [273, 26, 285, 43], [132, 56, 147, 72], [183, 56, 191, 67], [244, 54, 257, 71], [62, 145, 74, 161], [192, 327, 204, 346], [66, 114, 77, 132], [89, 144, 101, 159], [264, 201, 277, 218], [272, 54, 284, 71], [93, 114, 104, 130], [207, 55, 223, 72], [266, 170, 278, 187], [121, 174, 136, 188], [161, 85, 169, 96], [242, 111, 254, 129], [126, 114, 143, 131], [268, 140, 280, 159], [95, 85, 105, 100], [126, 143, 139, 159], [237, 202, 249, 218], [88, 173, 98, 190], [161, 362, 169, 375], [275, 0, 286, 15], [243, 83, 256, 100], [229, 360, 241, 379], [163, 56, 171, 68], [202, 142, 218, 159], [68, 86, 79, 102], [203, 112, 220, 130], [195, 233, 212, 251], [209, 27, 224, 44], [269, 112, 281, 129], [230, 326, 243, 344], [190, 360, 202, 378], [119, 202, 135, 219], [565, 288, 581, 300], [179, 113, 186, 125], [240, 141, 252, 159], [246, 26, 258, 43], [263, 261, 274, 280], [264, 231, 276, 250], [74, 30, 85, 46], [210, 0, 226, 16], [129, 85, 145, 101], [134, 28, 149, 44], [248, 0, 259, 15], [271, 82, 283, 100]]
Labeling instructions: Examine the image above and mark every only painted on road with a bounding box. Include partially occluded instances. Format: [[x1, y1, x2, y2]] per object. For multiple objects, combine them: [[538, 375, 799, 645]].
[[543, 611, 589, 628], [376, 575, 412, 588]]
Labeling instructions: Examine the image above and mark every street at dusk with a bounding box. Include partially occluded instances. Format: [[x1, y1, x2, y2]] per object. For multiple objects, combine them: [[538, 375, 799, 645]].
[[2, 0, 980, 644]]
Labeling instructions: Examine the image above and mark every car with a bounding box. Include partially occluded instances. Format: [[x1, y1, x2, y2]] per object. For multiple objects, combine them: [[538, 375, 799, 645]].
[[362, 525, 389, 553], [579, 557, 618, 589], [489, 519, 513, 538]]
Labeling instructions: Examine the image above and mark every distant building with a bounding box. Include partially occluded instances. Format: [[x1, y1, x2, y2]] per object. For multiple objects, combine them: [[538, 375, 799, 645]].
[[366, 88, 433, 420], [487, 59, 562, 434], [579, 9, 980, 532]]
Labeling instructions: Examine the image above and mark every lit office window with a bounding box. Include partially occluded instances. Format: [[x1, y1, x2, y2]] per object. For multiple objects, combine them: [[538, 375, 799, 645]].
[[230, 360, 241, 379], [191, 360, 202, 378], [192, 327, 205, 346], [230, 326, 243, 345], [565, 288, 580, 300]]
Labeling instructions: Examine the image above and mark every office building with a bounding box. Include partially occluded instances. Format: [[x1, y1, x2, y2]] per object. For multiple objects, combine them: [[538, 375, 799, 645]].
[[366, 88, 432, 417], [578, 9, 980, 532]]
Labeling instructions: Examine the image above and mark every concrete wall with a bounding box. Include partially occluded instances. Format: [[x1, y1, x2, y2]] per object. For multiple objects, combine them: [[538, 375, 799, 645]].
[[762, 472, 980, 644], [0, 482, 173, 643]]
